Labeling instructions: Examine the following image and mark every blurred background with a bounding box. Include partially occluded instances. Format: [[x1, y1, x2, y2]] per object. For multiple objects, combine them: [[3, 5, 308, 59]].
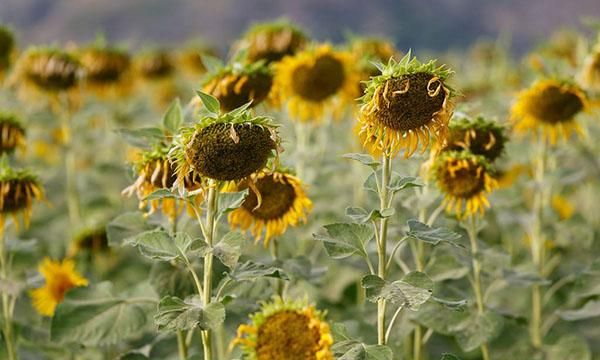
[[1, 0, 599, 54]]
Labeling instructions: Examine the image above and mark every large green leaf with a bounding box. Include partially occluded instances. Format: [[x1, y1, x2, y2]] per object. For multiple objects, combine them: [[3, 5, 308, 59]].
[[125, 230, 193, 262], [314, 223, 373, 259], [342, 153, 381, 170], [229, 261, 288, 281], [413, 301, 469, 335], [547, 334, 591, 360], [424, 252, 469, 281], [213, 231, 246, 269], [559, 300, 600, 321], [453, 311, 504, 352], [362, 272, 433, 311], [195, 91, 220, 115], [162, 98, 182, 134], [116, 127, 164, 148], [217, 190, 249, 218], [406, 220, 463, 248], [154, 296, 225, 331], [345, 207, 395, 224], [107, 212, 156, 247], [51, 282, 156, 346]]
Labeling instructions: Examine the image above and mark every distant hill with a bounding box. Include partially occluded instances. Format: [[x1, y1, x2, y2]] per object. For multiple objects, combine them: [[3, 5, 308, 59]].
[[1, 0, 599, 53]]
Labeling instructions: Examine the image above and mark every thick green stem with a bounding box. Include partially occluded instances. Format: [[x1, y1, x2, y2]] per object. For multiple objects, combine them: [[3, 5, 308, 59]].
[[467, 216, 490, 360], [530, 139, 547, 349], [176, 331, 188, 360], [377, 154, 392, 345], [201, 183, 218, 360], [0, 223, 16, 360], [64, 125, 81, 227]]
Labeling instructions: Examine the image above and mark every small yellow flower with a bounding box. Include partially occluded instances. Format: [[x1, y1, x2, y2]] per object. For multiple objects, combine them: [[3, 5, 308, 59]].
[[432, 151, 497, 218], [233, 297, 333, 360], [551, 194, 575, 220], [226, 170, 312, 247], [511, 79, 589, 144], [30, 258, 88, 317], [271, 44, 359, 123]]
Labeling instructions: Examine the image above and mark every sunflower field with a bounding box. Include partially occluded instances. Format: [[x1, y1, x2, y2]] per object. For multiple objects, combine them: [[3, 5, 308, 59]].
[[0, 15, 600, 360]]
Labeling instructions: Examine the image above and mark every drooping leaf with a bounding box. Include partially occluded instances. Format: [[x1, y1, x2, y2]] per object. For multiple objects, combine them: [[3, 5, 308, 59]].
[[213, 231, 246, 269], [559, 300, 600, 321], [406, 220, 463, 248], [229, 261, 288, 282], [362, 272, 433, 311], [217, 190, 249, 217], [314, 223, 373, 259], [154, 296, 225, 331], [342, 153, 381, 170], [346, 207, 395, 223], [388, 173, 424, 193], [162, 98, 183, 134], [125, 230, 193, 262], [107, 212, 156, 247]]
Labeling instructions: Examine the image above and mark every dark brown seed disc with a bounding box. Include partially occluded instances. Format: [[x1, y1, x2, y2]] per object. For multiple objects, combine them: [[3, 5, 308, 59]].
[[207, 73, 273, 112], [83, 51, 130, 84], [140, 53, 174, 79], [241, 175, 296, 220], [26, 55, 79, 91], [188, 123, 275, 181], [525, 85, 584, 124], [248, 30, 305, 64], [439, 164, 485, 199], [445, 127, 505, 161], [0, 180, 35, 213], [256, 311, 321, 360], [291, 54, 345, 102], [371, 72, 446, 132]]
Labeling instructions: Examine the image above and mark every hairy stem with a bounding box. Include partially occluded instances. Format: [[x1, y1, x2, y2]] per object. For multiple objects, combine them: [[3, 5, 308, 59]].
[[201, 183, 218, 360], [0, 223, 16, 360], [377, 154, 392, 345]]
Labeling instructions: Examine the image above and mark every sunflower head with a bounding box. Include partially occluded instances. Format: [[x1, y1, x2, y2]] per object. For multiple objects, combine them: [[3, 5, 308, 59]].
[[172, 93, 280, 184], [0, 25, 15, 72], [241, 19, 308, 64], [444, 115, 507, 162], [271, 44, 360, 122], [123, 144, 203, 220], [349, 36, 398, 77], [202, 61, 273, 112], [80, 45, 131, 89], [69, 226, 109, 256], [579, 46, 600, 92], [30, 258, 88, 316], [0, 162, 44, 229], [0, 112, 26, 154], [136, 50, 175, 80], [227, 169, 312, 246], [17, 47, 81, 92], [358, 52, 455, 158], [233, 297, 333, 360], [432, 150, 497, 218], [178, 44, 218, 75], [511, 79, 589, 144]]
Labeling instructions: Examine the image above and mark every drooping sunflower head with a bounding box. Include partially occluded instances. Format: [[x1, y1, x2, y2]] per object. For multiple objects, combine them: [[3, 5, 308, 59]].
[[239, 19, 308, 64], [349, 36, 399, 78], [358, 52, 455, 158], [444, 115, 507, 162], [30, 258, 88, 317], [202, 61, 273, 112], [0, 25, 16, 74], [172, 94, 280, 184], [511, 79, 589, 144], [226, 169, 312, 247], [0, 163, 44, 229], [135, 49, 175, 80], [233, 297, 333, 360], [271, 44, 360, 122], [16, 47, 81, 93], [432, 150, 497, 218], [68, 226, 109, 257], [122, 144, 203, 220], [178, 43, 218, 75], [0, 112, 26, 154], [79, 45, 131, 94]]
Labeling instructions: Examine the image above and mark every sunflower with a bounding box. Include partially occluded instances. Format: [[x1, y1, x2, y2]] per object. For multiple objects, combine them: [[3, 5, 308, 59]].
[[511, 79, 589, 144], [15, 47, 81, 94], [171, 95, 280, 185], [226, 170, 312, 246], [551, 194, 575, 220], [432, 150, 497, 218], [136, 50, 175, 81], [122, 145, 203, 221], [443, 115, 507, 162], [271, 44, 360, 122], [79, 45, 131, 96], [233, 297, 333, 360], [178, 44, 217, 75], [0, 163, 44, 229], [239, 20, 308, 64], [579, 46, 600, 92], [0, 25, 15, 76], [349, 36, 399, 79], [30, 258, 88, 317], [0, 112, 26, 154], [358, 52, 455, 158], [68, 226, 109, 257], [202, 61, 273, 112]]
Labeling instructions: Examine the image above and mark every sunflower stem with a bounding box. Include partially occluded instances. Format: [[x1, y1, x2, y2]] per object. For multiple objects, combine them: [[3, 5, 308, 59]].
[[0, 222, 16, 360], [466, 215, 490, 360], [377, 154, 392, 345], [176, 331, 188, 360], [201, 181, 218, 360]]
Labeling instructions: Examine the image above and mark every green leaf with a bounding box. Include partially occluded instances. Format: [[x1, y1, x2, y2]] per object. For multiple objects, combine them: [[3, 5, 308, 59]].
[[440, 354, 462, 360], [116, 127, 164, 148], [51, 282, 156, 346], [364, 173, 378, 194], [196, 91, 220, 114], [333, 341, 394, 360], [453, 311, 504, 352], [414, 301, 469, 335], [406, 220, 464, 248], [217, 189, 249, 217], [362, 272, 433, 311], [547, 334, 591, 360], [125, 230, 193, 262], [213, 231, 246, 269], [314, 223, 373, 259], [154, 296, 225, 331], [559, 300, 600, 321], [431, 297, 468, 310], [346, 207, 395, 223], [388, 173, 424, 193], [149, 262, 196, 298], [343, 153, 381, 170], [503, 270, 550, 286], [107, 212, 156, 247], [201, 54, 224, 73], [230, 261, 288, 281], [424, 252, 469, 282], [162, 98, 182, 134]]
